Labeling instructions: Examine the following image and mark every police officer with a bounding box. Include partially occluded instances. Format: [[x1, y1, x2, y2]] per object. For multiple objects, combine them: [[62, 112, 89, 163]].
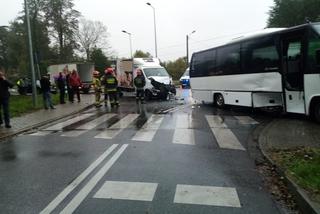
[[92, 70, 102, 107], [134, 68, 146, 104], [102, 68, 119, 107]]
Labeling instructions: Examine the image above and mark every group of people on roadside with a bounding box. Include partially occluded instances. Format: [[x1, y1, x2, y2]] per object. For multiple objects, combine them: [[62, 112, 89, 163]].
[[92, 67, 146, 108], [40, 69, 82, 110]]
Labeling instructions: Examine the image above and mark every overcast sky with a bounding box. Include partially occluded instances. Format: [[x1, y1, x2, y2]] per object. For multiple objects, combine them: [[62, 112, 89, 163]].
[[1, 0, 275, 61]]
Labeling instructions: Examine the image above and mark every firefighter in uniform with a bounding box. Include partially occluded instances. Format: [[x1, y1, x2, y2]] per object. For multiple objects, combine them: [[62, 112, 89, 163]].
[[133, 69, 146, 104], [92, 71, 102, 107], [102, 68, 119, 107]]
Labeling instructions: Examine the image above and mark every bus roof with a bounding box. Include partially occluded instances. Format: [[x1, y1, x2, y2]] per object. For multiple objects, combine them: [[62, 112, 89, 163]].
[[193, 22, 320, 55]]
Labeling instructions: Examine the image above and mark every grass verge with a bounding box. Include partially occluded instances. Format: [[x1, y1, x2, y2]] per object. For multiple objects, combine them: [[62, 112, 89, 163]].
[[9, 93, 59, 118], [271, 148, 320, 202]]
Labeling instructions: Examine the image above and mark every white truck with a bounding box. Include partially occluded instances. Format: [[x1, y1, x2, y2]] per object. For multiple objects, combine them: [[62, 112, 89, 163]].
[[116, 58, 176, 100], [47, 63, 94, 93]]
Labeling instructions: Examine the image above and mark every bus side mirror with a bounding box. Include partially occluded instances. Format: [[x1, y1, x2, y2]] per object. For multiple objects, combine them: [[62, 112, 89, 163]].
[[316, 49, 320, 65]]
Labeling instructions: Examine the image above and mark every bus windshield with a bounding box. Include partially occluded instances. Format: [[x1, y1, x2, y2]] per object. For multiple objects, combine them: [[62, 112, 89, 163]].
[[143, 67, 169, 77]]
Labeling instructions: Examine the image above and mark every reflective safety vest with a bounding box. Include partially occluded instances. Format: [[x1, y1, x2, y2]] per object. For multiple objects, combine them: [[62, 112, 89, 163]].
[[92, 77, 101, 91], [103, 74, 118, 92]]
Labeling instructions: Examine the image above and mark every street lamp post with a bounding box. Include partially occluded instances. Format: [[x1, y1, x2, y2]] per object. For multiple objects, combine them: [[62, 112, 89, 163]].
[[186, 30, 196, 65], [122, 30, 133, 59], [24, 0, 37, 107], [146, 2, 158, 58]]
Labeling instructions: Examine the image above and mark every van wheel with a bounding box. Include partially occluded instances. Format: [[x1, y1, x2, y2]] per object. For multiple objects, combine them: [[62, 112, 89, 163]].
[[145, 90, 152, 101], [215, 94, 224, 108], [313, 102, 320, 123]]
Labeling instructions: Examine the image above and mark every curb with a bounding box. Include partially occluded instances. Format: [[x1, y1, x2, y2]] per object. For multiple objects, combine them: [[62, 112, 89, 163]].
[[258, 120, 320, 214], [0, 104, 95, 142]]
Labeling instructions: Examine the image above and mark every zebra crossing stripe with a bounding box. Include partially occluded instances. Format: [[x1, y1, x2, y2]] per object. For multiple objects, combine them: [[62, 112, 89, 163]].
[[234, 116, 259, 125], [205, 115, 245, 151], [61, 114, 116, 137], [76, 114, 116, 130], [173, 114, 195, 145], [132, 115, 164, 142], [43, 113, 94, 131], [94, 114, 140, 139]]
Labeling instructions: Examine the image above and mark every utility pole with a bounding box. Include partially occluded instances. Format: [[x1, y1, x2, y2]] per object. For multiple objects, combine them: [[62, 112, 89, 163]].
[[25, 0, 37, 107], [146, 2, 158, 58], [186, 30, 196, 65]]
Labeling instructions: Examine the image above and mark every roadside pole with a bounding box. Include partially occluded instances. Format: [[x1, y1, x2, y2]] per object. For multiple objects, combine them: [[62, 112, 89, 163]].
[[25, 0, 37, 107]]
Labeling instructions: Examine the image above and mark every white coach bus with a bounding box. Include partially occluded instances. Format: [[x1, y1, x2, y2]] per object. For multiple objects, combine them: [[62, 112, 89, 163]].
[[190, 23, 320, 122]]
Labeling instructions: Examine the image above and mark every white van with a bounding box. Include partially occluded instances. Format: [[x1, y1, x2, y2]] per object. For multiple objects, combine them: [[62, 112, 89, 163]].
[[117, 58, 175, 99]]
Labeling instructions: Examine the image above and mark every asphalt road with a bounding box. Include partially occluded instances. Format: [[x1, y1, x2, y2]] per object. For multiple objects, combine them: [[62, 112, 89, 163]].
[[0, 89, 282, 214]]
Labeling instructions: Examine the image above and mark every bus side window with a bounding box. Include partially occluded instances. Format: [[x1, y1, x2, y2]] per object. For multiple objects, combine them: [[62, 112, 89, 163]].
[[242, 38, 280, 74], [307, 31, 320, 73]]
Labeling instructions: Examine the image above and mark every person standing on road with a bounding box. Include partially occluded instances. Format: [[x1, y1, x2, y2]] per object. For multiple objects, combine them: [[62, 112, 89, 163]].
[[40, 74, 55, 110], [65, 69, 73, 103], [0, 70, 13, 128], [69, 69, 81, 103], [102, 68, 119, 107], [134, 68, 146, 104], [92, 70, 102, 108], [57, 72, 66, 104]]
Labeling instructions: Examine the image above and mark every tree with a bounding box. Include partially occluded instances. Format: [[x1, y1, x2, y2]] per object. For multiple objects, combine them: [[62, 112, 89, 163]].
[[42, 0, 80, 61], [90, 48, 111, 72], [77, 18, 109, 61], [267, 0, 320, 27], [133, 50, 152, 58], [0, 26, 9, 70], [163, 57, 187, 80]]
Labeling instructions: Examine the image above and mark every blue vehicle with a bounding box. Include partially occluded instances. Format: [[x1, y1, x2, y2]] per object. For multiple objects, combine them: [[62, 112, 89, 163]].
[[179, 68, 190, 88]]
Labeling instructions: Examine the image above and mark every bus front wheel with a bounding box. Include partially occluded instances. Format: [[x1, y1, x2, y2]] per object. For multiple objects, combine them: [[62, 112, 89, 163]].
[[214, 94, 224, 108]]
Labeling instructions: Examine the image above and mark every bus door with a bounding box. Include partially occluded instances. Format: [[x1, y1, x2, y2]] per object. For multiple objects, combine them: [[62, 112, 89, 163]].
[[282, 33, 306, 114]]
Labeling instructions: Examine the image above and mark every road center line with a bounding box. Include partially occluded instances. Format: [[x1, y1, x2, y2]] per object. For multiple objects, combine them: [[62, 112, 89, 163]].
[[39, 144, 118, 214], [60, 144, 129, 214]]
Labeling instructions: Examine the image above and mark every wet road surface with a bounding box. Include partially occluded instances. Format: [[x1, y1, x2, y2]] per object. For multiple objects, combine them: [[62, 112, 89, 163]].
[[0, 89, 282, 214]]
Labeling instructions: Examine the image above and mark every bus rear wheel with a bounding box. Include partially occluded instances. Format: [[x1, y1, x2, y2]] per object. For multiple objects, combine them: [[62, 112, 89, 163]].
[[215, 94, 224, 108], [313, 102, 320, 123]]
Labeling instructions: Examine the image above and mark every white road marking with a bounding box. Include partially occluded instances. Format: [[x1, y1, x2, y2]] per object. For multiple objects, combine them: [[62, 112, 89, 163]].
[[94, 181, 158, 202], [234, 116, 259, 125], [205, 115, 227, 128], [60, 144, 128, 214], [174, 184, 241, 208], [173, 129, 195, 145], [211, 128, 246, 150], [172, 114, 195, 145], [95, 114, 139, 139], [60, 114, 116, 137], [205, 115, 245, 151], [61, 130, 88, 137], [76, 114, 116, 130], [132, 115, 164, 142], [29, 131, 53, 136], [40, 144, 118, 214], [43, 114, 94, 131]]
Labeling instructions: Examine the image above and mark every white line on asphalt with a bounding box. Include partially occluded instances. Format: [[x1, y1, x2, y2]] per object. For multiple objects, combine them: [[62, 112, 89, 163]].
[[43, 114, 94, 131], [39, 144, 118, 214], [172, 114, 195, 145], [94, 181, 158, 202], [29, 131, 54, 136], [174, 184, 241, 208], [60, 144, 128, 214], [76, 114, 116, 130], [205, 115, 227, 128], [205, 115, 245, 151], [131, 115, 164, 142], [60, 114, 116, 137], [94, 114, 139, 139], [234, 116, 259, 125]]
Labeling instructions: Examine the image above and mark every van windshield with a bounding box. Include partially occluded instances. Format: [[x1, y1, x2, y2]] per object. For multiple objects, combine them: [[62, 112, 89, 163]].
[[313, 24, 320, 36], [182, 69, 189, 77], [143, 67, 169, 77]]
